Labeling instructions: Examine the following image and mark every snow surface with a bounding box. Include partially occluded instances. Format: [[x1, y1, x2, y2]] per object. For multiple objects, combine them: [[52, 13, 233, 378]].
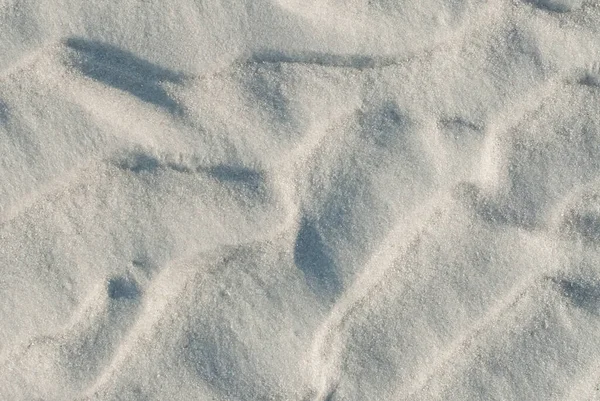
[[2, 0, 600, 400]]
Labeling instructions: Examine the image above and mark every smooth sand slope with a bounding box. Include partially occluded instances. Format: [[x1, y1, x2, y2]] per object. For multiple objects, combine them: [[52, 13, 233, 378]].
[[2, 0, 600, 400]]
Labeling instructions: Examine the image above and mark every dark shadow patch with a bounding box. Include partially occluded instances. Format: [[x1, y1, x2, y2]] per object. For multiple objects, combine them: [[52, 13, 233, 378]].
[[117, 152, 160, 173], [580, 73, 600, 88], [294, 217, 341, 299], [107, 276, 140, 300], [250, 50, 399, 70], [202, 164, 265, 193], [572, 213, 600, 242], [63, 37, 185, 114], [553, 277, 600, 314], [114, 151, 208, 175], [563, 210, 600, 243], [323, 385, 339, 401], [523, 0, 576, 12], [0, 100, 8, 123]]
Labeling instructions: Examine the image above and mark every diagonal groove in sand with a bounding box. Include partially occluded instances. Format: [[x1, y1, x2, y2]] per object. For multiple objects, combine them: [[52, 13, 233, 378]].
[[402, 271, 554, 399], [81, 256, 201, 396], [306, 70, 569, 398], [308, 193, 447, 400], [80, 234, 291, 398]]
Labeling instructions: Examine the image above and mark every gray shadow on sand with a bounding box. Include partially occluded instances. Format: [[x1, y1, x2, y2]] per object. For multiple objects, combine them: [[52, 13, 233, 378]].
[[64, 37, 185, 115]]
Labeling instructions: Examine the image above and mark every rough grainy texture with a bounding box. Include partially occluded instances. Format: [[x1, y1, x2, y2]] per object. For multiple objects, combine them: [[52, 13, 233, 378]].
[[1, 0, 600, 400]]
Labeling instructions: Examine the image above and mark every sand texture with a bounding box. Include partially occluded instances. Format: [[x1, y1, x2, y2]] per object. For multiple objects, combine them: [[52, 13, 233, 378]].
[[2, 0, 600, 400]]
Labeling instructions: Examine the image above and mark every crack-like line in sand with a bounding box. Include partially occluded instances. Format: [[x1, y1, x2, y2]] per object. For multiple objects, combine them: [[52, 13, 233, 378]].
[[401, 273, 559, 399], [248, 50, 409, 70], [307, 193, 447, 400], [80, 239, 287, 397], [247, 1, 507, 74]]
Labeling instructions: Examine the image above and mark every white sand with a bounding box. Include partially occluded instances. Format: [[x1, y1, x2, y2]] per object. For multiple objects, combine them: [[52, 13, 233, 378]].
[[1, 0, 600, 400]]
